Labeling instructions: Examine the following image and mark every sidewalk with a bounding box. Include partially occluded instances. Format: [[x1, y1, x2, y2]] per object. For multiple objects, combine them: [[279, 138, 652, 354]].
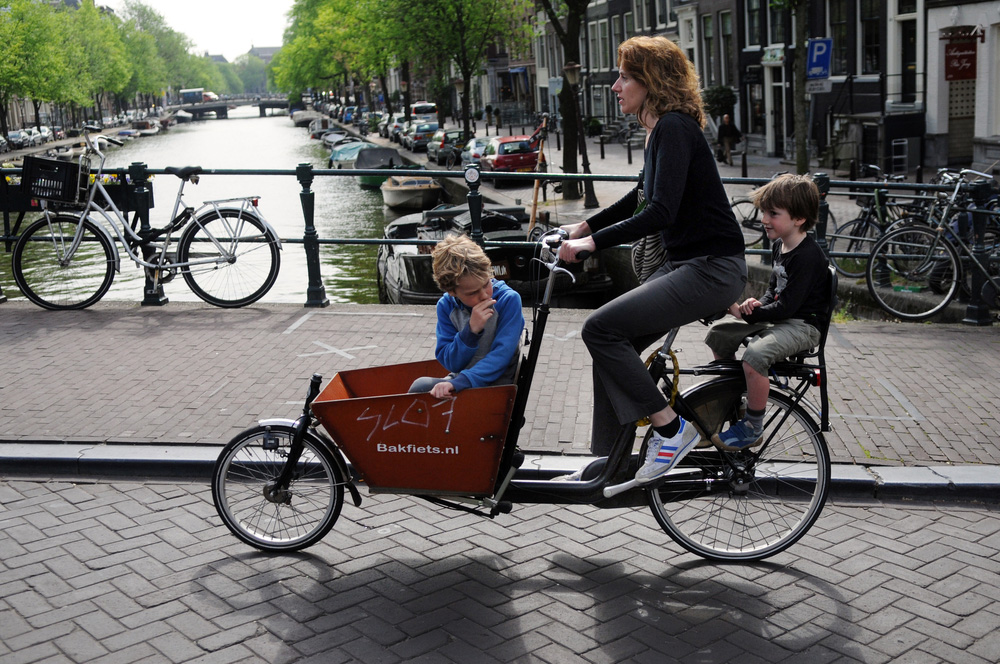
[[1, 300, 998, 502]]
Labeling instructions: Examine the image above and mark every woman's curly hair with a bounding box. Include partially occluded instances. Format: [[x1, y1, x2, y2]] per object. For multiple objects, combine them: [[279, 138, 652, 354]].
[[617, 36, 705, 128]]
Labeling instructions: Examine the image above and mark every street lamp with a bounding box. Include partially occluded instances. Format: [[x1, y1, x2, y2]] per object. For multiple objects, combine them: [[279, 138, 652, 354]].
[[562, 61, 599, 208]]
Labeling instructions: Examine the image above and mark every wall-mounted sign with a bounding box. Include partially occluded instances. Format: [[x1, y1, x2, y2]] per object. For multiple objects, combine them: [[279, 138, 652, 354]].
[[945, 39, 977, 81]]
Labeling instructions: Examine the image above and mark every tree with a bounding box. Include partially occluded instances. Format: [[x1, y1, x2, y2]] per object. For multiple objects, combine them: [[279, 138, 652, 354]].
[[536, 0, 588, 200], [234, 54, 268, 95], [772, 0, 809, 174], [69, 0, 131, 121]]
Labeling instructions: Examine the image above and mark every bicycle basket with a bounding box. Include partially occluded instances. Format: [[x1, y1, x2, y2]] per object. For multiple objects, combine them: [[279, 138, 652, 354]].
[[21, 155, 90, 204]]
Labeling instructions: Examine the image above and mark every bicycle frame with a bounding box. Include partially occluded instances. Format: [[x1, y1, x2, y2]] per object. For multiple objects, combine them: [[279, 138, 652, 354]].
[[38, 130, 281, 277]]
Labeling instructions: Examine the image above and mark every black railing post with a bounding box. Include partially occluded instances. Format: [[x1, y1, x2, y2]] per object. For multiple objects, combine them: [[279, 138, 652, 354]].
[[963, 180, 993, 326], [813, 172, 830, 256], [129, 161, 167, 306], [465, 164, 484, 248], [297, 162, 329, 308], [627, 138, 632, 165]]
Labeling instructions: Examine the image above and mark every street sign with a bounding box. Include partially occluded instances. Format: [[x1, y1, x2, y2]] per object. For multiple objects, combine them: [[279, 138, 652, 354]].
[[806, 79, 833, 94], [807, 38, 833, 80]]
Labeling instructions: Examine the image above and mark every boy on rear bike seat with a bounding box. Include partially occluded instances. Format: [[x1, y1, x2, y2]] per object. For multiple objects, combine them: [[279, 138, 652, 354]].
[[408, 235, 524, 399], [705, 174, 831, 449]]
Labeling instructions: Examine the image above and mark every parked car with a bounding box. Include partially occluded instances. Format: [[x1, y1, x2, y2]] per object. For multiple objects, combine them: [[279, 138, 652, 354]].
[[51, 126, 66, 140], [39, 126, 53, 143], [409, 101, 438, 123], [342, 106, 357, 123], [480, 135, 540, 185], [405, 122, 439, 152], [0, 136, 8, 153], [460, 137, 489, 167], [379, 113, 404, 138], [426, 129, 466, 165], [24, 127, 42, 146], [6, 130, 31, 149]]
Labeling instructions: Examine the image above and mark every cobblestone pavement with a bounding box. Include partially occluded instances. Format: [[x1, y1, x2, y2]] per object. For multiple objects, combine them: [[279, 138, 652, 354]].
[[2, 478, 999, 664]]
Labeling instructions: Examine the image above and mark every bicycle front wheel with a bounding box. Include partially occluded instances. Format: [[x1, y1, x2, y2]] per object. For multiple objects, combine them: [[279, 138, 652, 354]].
[[12, 214, 116, 310], [731, 198, 764, 247], [646, 381, 830, 562], [212, 424, 345, 552], [865, 225, 961, 321], [828, 218, 881, 279], [177, 209, 280, 307]]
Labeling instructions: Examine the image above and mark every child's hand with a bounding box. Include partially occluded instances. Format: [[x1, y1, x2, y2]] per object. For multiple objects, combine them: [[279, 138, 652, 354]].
[[738, 298, 762, 316], [430, 381, 455, 399], [728, 302, 742, 319], [469, 298, 496, 334]]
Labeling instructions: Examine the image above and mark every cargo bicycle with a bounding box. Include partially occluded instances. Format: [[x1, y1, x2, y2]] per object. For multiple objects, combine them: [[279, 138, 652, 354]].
[[11, 125, 281, 310], [212, 231, 835, 562]]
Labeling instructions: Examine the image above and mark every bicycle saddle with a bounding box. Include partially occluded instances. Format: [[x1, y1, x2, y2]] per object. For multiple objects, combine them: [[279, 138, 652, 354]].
[[165, 166, 204, 180]]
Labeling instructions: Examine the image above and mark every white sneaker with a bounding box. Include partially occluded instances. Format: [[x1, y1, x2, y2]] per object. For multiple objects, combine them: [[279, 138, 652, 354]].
[[635, 418, 699, 484]]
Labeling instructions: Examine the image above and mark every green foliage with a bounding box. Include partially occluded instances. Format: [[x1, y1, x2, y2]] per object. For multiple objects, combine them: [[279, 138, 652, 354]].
[[703, 85, 737, 120]]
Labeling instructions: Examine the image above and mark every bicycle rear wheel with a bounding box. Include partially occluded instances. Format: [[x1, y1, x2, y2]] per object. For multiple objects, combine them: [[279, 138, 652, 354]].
[[646, 380, 830, 562], [865, 225, 960, 321], [11, 214, 116, 310], [731, 198, 764, 247], [177, 209, 280, 307], [212, 424, 345, 552], [828, 217, 880, 278]]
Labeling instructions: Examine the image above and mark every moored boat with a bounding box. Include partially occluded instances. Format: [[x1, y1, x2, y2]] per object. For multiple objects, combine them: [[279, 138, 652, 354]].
[[327, 140, 376, 169], [379, 174, 443, 210], [375, 205, 614, 306], [353, 147, 421, 189]]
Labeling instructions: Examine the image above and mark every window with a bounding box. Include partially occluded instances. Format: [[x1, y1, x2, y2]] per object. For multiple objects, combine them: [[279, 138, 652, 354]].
[[599, 19, 610, 70], [588, 21, 599, 70], [624, 11, 634, 37], [746, 0, 762, 47], [898, 0, 916, 14], [859, 0, 880, 74], [633, 0, 645, 32], [720, 11, 733, 85], [538, 35, 547, 70], [612, 15, 622, 59], [701, 15, 715, 86], [769, 6, 785, 45], [829, 0, 848, 76]]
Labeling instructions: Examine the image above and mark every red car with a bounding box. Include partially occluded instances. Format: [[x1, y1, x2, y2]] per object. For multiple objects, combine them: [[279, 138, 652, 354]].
[[480, 135, 539, 183]]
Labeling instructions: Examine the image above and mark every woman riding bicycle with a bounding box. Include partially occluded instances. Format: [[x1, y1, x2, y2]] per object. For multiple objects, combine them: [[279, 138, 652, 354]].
[[558, 36, 746, 481]]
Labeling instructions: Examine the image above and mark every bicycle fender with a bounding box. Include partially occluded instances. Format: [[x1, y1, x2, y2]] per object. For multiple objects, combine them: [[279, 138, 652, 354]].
[[85, 216, 122, 273], [199, 207, 283, 249], [257, 417, 362, 507]]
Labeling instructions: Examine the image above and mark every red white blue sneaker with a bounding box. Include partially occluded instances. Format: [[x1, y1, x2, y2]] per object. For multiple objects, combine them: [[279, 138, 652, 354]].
[[635, 418, 699, 484]]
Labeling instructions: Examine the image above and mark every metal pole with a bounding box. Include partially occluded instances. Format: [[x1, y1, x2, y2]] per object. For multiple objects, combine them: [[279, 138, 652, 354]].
[[813, 173, 830, 255], [575, 84, 599, 209], [129, 162, 167, 306], [297, 162, 330, 308], [963, 180, 993, 326], [465, 165, 484, 247]]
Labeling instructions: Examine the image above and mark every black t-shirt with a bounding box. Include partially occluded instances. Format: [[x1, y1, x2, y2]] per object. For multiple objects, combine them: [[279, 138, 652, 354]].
[[744, 235, 831, 329], [586, 112, 745, 261]]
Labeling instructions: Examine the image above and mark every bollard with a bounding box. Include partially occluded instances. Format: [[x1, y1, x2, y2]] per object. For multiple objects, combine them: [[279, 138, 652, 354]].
[[740, 149, 747, 178], [963, 180, 993, 326], [509, 125, 513, 137], [129, 162, 167, 306], [627, 139, 632, 165], [813, 173, 830, 255], [297, 163, 330, 308], [599, 136, 605, 160], [465, 164, 484, 247], [555, 130, 561, 151]]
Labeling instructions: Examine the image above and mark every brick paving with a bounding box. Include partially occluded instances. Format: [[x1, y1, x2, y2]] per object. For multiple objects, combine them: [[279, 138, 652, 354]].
[[1, 478, 999, 663]]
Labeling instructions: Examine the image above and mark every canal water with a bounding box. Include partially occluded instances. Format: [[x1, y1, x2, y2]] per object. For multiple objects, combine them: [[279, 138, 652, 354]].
[[11, 106, 399, 305]]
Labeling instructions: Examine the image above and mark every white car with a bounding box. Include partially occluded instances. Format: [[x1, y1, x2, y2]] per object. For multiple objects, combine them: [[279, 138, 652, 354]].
[[39, 126, 53, 143], [460, 137, 489, 167]]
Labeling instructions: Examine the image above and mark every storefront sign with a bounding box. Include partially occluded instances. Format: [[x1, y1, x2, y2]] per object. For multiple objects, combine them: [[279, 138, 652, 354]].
[[945, 40, 977, 81]]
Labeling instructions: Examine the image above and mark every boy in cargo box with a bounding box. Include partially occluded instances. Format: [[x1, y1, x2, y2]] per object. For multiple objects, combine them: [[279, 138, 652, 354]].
[[408, 235, 524, 399]]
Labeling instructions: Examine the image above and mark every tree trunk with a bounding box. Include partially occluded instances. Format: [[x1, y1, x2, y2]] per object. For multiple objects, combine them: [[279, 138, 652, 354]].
[[793, 1, 809, 174]]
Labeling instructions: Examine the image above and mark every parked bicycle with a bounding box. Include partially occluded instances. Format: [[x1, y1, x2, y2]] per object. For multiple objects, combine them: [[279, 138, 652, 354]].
[[730, 172, 837, 248], [212, 230, 836, 561], [865, 168, 1000, 320], [826, 164, 914, 279], [12, 125, 281, 310]]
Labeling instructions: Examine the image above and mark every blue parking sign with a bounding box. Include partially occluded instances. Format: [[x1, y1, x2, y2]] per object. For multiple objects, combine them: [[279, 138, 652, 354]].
[[807, 39, 832, 79]]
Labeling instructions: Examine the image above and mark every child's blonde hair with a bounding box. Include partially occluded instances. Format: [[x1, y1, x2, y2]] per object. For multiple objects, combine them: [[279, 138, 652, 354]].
[[750, 174, 820, 231], [431, 235, 492, 292]]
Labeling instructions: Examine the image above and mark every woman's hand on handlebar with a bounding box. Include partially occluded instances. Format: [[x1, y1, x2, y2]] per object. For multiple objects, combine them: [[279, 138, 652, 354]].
[[560, 221, 591, 240], [558, 236, 596, 263]]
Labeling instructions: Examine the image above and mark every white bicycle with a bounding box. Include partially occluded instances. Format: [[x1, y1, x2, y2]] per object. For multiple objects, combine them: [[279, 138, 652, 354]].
[[12, 125, 281, 310]]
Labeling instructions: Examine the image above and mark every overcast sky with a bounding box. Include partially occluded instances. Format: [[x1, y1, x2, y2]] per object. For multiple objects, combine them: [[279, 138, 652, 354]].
[[105, 0, 295, 62]]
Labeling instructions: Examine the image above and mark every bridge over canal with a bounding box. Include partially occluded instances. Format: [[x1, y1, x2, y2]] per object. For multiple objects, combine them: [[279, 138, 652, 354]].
[[165, 97, 289, 119]]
